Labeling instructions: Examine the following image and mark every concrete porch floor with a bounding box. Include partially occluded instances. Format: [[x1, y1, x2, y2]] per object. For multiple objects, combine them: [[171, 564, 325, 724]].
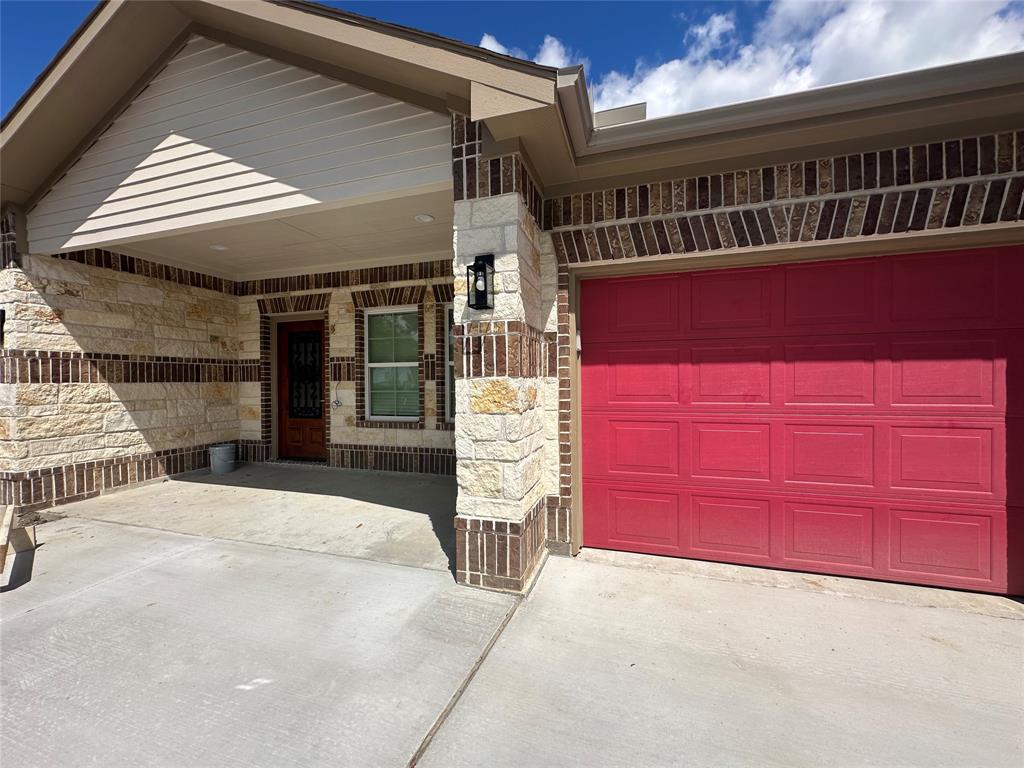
[[43, 463, 457, 573]]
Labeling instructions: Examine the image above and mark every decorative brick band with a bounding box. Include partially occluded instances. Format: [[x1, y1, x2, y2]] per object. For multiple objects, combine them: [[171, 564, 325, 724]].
[[328, 444, 455, 475], [256, 292, 331, 314], [0, 349, 260, 384], [23, 250, 453, 299], [329, 356, 357, 382], [551, 175, 1023, 264], [452, 320, 553, 379], [543, 131, 1024, 230], [455, 495, 546, 591], [237, 260, 452, 297], [51, 248, 235, 294], [0, 443, 218, 516], [237, 439, 271, 463], [452, 113, 543, 225]]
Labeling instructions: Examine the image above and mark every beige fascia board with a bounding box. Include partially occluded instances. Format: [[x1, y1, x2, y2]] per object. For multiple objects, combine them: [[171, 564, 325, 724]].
[[559, 52, 1024, 159], [181, 0, 557, 105], [470, 81, 549, 122], [0, 0, 120, 140]]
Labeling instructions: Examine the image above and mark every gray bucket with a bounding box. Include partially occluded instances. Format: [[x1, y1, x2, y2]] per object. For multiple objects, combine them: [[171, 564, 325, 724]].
[[209, 443, 236, 475]]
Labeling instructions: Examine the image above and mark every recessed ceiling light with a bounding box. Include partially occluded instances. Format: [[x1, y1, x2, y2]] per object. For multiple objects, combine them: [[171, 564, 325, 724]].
[[413, 213, 435, 223], [209, 244, 229, 251]]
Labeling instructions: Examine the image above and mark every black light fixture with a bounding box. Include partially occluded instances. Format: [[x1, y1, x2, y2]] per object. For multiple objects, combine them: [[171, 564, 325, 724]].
[[467, 254, 494, 310]]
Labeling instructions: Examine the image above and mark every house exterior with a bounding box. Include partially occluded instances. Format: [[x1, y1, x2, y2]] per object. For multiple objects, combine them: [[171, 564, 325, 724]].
[[1, 0, 1022, 595]]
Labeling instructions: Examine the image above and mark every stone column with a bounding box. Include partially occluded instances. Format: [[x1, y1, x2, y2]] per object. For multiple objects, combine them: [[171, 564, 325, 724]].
[[452, 192, 548, 591]]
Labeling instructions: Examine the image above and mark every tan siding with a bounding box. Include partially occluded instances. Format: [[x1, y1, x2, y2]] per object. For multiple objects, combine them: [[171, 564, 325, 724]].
[[28, 36, 451, 254]]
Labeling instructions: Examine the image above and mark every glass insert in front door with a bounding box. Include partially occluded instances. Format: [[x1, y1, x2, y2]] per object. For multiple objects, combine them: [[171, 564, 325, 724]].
[[287, 331, 322, 419]]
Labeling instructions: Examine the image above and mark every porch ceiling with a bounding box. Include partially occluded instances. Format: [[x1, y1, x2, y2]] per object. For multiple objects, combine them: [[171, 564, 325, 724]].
[[116, 188, 453, 280]]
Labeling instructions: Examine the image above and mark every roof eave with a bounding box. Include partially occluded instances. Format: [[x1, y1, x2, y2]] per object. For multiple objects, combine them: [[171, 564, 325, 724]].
[[561, 52, 1024, 158]]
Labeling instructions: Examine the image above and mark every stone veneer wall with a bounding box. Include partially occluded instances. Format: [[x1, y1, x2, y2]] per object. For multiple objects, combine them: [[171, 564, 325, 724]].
[[544, 129, 1024, 551], [449, 113, 557, 590], [0, 251, 240, 516], [0, 229, 458, 516], [236, 264, 455, 470]]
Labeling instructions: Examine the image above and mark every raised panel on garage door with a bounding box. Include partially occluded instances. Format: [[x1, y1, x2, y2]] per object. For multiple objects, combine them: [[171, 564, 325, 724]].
[[580, 246, 1021, 594]]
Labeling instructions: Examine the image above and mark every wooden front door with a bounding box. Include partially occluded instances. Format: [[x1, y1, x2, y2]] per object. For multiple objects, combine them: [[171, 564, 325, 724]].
[[277, 319, 327, 460]]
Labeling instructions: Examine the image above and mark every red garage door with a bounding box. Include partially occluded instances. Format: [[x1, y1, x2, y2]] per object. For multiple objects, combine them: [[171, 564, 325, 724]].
[[581, 247, 1023, 594]]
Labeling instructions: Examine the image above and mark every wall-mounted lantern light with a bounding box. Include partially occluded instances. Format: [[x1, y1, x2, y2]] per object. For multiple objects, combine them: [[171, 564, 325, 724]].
[[467, 254, 494, 310]]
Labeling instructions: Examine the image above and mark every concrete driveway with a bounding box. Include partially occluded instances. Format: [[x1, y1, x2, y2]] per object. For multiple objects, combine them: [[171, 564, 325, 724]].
[[422, 552, 1024, 768], [3, 513, 1021, 767], [1, 518, 513, 767]]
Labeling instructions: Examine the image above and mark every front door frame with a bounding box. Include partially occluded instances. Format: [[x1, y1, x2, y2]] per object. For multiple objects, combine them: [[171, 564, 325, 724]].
[[275, 317, 328, 460]]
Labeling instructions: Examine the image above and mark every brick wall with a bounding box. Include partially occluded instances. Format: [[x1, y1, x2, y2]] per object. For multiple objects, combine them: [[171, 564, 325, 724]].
[[543, 129, 1024, 552]]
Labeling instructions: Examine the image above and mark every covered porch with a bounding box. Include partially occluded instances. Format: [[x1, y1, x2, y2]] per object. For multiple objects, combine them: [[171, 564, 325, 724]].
[[31, 462, 458, 573]]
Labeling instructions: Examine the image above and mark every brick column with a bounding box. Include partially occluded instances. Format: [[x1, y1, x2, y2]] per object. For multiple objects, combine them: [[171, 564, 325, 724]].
[[452, 189, 549, 591]]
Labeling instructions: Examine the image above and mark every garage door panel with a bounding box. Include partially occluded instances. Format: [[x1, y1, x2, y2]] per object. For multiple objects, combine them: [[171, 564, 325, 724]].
[[582, 345, 682, 406], [784, 341, 879, 406], [889, 507, 993, 582], [581, 247, 1019, 593], [583, 415, 683, 481], [784, 424, 875, 488], [996, 250, 1024, 324], [583, 482, 683, 553], [889, 424, 1001, 498], [691, 268, 773, 332], [691, 421, 772, 481], [783, 501, 875, 568], [888, 251, 998, 327], [689, 344, 773, 405], [891, 337, 999, 409], [691, 494, 772, 559], [580, 274, 686, 342], [783, 259, 878, 330]]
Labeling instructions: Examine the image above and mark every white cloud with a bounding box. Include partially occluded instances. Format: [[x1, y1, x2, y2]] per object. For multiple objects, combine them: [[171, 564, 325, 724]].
[[591, 0, 1024, 119], [478, 32, 586, 71], [535, 35, 573, 68]]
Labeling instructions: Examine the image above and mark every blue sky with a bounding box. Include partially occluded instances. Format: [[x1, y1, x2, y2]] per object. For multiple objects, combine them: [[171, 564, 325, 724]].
[[3, 1, 1023, 120]]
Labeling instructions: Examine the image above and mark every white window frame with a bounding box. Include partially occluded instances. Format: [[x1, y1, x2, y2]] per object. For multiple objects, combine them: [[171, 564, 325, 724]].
[[444, 303, 455, 423], [364, 305, 419, 422]]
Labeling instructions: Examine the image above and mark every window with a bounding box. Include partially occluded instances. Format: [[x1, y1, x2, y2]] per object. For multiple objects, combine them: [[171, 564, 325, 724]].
[[445, 305, 455, 422], [366, 308, 419, 419]]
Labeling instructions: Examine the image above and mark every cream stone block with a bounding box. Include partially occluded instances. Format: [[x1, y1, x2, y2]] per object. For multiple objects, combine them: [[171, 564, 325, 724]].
[[8, 332, 81, 352], [104, 409, 166, 432], [455, 495, 522, 521], [59, 401, 117, 415], [456, 412, 503, 441], [104, 431, 148, 449], [117, 282, 166, 306], [60, 308, 138, 330], [206, 405, 238, 423], [454, 226, 507, 259], [59, 384, 111, 405], [473, 439, 531, 462], [16, 413, 104, 440], [469, 379, 518, 414], [467, 194, 519, 226], [454, 437, 475, 460], [458, 460, 503, 497], [16, 384, 58, 406], [503, 452, 542, 500]]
